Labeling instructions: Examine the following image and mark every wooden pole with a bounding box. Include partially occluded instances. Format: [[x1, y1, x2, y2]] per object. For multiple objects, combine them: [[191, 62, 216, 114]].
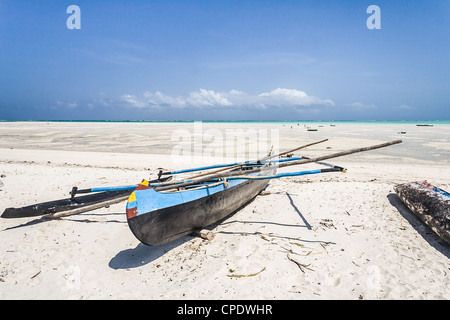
[[43, 194, 131, 219], [159, 139, 327, 177], [154, 139, 402, 191], [278, 139, 403, 169], [164, 139, 328, 181]]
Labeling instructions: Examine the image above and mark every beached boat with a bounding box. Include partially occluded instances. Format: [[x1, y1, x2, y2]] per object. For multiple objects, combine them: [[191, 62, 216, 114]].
[[125, 139, 402, 246], [1, 139, 402, 247], [125, 139, 342, 246], [126, 166, 276, 246], [394, 181, 450, 245]]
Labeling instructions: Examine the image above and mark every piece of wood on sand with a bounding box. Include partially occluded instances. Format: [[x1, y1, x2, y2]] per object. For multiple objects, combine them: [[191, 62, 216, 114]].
[[394, 181, 450, 245], [193, 229, 215, 241]]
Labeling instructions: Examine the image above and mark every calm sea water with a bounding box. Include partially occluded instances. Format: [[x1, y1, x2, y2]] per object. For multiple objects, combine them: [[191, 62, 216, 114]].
[[2, 120, 450, 124], [0, 120, 449, 165]]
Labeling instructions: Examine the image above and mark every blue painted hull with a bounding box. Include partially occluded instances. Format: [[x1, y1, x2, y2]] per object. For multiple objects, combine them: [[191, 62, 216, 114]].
[[126, 170, 275, 246]]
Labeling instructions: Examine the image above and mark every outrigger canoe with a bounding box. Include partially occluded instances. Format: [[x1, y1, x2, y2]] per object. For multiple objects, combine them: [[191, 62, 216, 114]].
[[126, 167, 276, 246], [125, 139, 402, 246], [1, 139, 402, 247], [395, 181, 450, 245]]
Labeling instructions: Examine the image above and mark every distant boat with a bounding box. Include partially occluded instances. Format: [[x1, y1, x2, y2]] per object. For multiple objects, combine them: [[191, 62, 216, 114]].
[[307, 127, 318, 131], [416, 124, 434, 127]]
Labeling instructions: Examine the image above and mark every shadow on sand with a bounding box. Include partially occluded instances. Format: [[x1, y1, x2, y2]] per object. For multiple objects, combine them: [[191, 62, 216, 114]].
[[109, 190, 321, 269], [1, 212, 125, 232], [108, 235, 193, 270]]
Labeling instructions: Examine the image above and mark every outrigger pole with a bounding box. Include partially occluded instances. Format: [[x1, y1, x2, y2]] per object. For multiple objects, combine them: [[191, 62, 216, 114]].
[[158, 139, 328, 179], [1, 139, 402, 219], [152, 139, 402, 191], [69, 139, 330, 196], [70, 139, 400, 194]]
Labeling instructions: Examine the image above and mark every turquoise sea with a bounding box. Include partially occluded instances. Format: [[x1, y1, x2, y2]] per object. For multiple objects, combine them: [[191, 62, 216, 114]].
[[0, 120, 449, 165], [1, 120, 450, 125]]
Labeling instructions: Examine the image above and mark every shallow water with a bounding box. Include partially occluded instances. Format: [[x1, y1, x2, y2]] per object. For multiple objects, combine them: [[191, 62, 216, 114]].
[[0, 121, 449, 165]]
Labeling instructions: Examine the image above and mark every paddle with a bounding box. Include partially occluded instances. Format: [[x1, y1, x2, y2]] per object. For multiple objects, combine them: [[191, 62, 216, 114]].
[[70, 185, 138, 199], [69, 176, 173, 198]]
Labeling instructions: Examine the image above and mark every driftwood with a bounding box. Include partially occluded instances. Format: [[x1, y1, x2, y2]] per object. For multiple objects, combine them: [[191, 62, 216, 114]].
[[394, 181, 450, 245], [287, 254, 314, 273], [226, 267, 266, 278], [193, 229, 215, 241]]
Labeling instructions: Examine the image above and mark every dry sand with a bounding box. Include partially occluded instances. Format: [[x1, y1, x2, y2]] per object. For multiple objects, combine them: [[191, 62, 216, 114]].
[[0, 121, 449, 299]]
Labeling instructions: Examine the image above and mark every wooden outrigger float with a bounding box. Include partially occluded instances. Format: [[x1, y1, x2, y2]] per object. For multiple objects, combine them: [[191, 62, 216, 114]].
[[2, 139, 402, 246], [1, 177, 172, 219]]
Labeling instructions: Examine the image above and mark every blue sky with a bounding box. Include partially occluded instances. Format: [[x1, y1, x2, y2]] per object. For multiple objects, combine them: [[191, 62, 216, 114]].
[[0, 0, 449, 120]]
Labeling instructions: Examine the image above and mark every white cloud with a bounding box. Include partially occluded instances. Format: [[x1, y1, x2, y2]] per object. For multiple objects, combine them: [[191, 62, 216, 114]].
[[140, 89, 231, 108], [143, 91, 186, 108], [228, 89, 244, 95], [258, 88, 335, 107], [121, 94, 147, 108], [55, 100, 78, 108], [186, 89, 232, 106], [120, 88, 334, 110]]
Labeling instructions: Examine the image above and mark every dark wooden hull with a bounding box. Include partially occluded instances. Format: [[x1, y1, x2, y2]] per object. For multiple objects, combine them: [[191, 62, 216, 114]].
[[127, 174, 272, 246], [2, 189, 132, 219], [395, 181, 450, 245], [1, 177, 171, 219]]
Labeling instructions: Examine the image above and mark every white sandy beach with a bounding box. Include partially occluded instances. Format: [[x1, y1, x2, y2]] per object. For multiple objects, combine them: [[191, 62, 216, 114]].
[[0, 121, 449, 300]]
